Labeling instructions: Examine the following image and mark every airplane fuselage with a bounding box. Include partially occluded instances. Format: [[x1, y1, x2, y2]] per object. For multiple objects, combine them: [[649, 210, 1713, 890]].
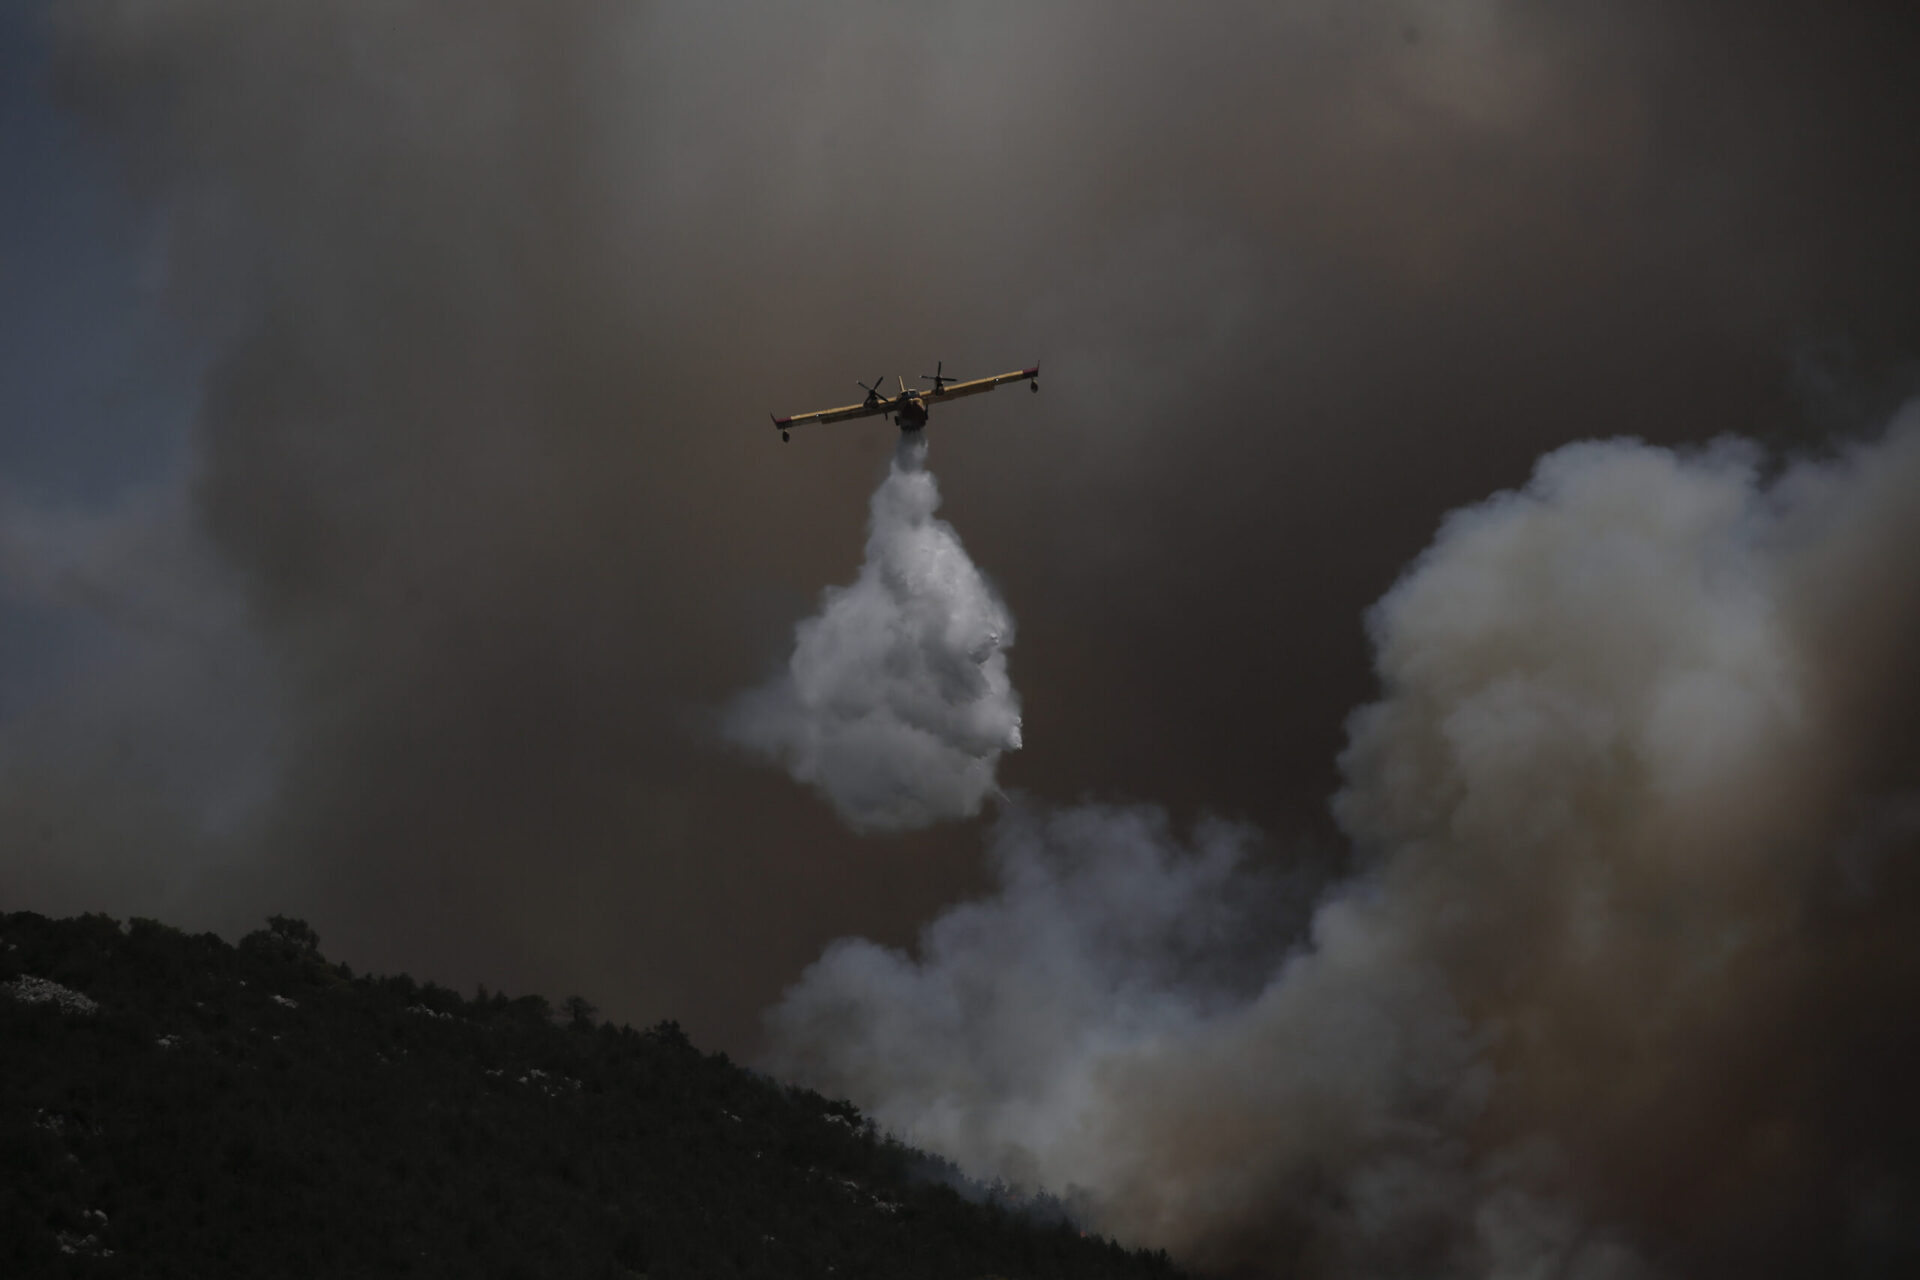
[[893, 395, 930, 431]]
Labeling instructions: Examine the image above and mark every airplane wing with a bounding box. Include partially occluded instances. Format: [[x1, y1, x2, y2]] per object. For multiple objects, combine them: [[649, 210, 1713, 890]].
[[773, 398, 894, 431], [923, 366, 1040, 402]]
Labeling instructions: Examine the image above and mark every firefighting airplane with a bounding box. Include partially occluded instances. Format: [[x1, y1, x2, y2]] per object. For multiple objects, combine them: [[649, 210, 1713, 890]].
[[769, 362, 1039, 442]]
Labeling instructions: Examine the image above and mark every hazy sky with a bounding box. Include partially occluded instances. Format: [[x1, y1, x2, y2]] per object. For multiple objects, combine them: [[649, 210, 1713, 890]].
[[4, 6, 1920, 1268]]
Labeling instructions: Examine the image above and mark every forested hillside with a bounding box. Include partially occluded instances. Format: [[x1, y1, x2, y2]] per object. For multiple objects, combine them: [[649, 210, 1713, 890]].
[[1, 911, 1183, 1280]]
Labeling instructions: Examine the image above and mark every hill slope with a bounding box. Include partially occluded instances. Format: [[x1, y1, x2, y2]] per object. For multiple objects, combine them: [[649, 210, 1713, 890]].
[[2, 912, 1183, 1280]]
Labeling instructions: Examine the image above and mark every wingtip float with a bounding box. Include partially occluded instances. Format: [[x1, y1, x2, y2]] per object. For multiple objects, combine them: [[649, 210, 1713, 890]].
[[769, 362, 1039, 443]]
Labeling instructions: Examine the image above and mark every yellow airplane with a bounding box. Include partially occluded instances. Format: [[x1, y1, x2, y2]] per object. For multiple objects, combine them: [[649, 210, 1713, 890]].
[[770, 362, 1039, 442]]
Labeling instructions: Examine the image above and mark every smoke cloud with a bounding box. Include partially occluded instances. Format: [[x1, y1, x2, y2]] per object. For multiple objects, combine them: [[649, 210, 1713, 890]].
[[0, 480, 277, 914], [726, 437, 1021, 833], [767, 412, 1920, 1277], [20, 0, 1920, 1055]]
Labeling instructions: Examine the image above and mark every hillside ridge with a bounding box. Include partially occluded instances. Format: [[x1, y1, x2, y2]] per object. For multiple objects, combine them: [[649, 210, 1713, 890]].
[[2, 911, 1184, 1280]]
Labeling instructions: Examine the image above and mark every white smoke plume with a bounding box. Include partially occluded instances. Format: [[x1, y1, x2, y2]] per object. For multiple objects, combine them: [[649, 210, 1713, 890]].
[[726, 437, 1022, 833], [766, 412, 1920, 1277]]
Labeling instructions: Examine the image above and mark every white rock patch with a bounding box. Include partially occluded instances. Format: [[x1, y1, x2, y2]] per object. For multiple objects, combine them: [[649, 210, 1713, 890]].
[[4, 976, 100, 1015]]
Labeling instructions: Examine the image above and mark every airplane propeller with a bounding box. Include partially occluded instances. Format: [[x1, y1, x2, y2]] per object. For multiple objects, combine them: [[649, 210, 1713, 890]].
[[921, 361, 957, 393], [857, 376, 889, 405]]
